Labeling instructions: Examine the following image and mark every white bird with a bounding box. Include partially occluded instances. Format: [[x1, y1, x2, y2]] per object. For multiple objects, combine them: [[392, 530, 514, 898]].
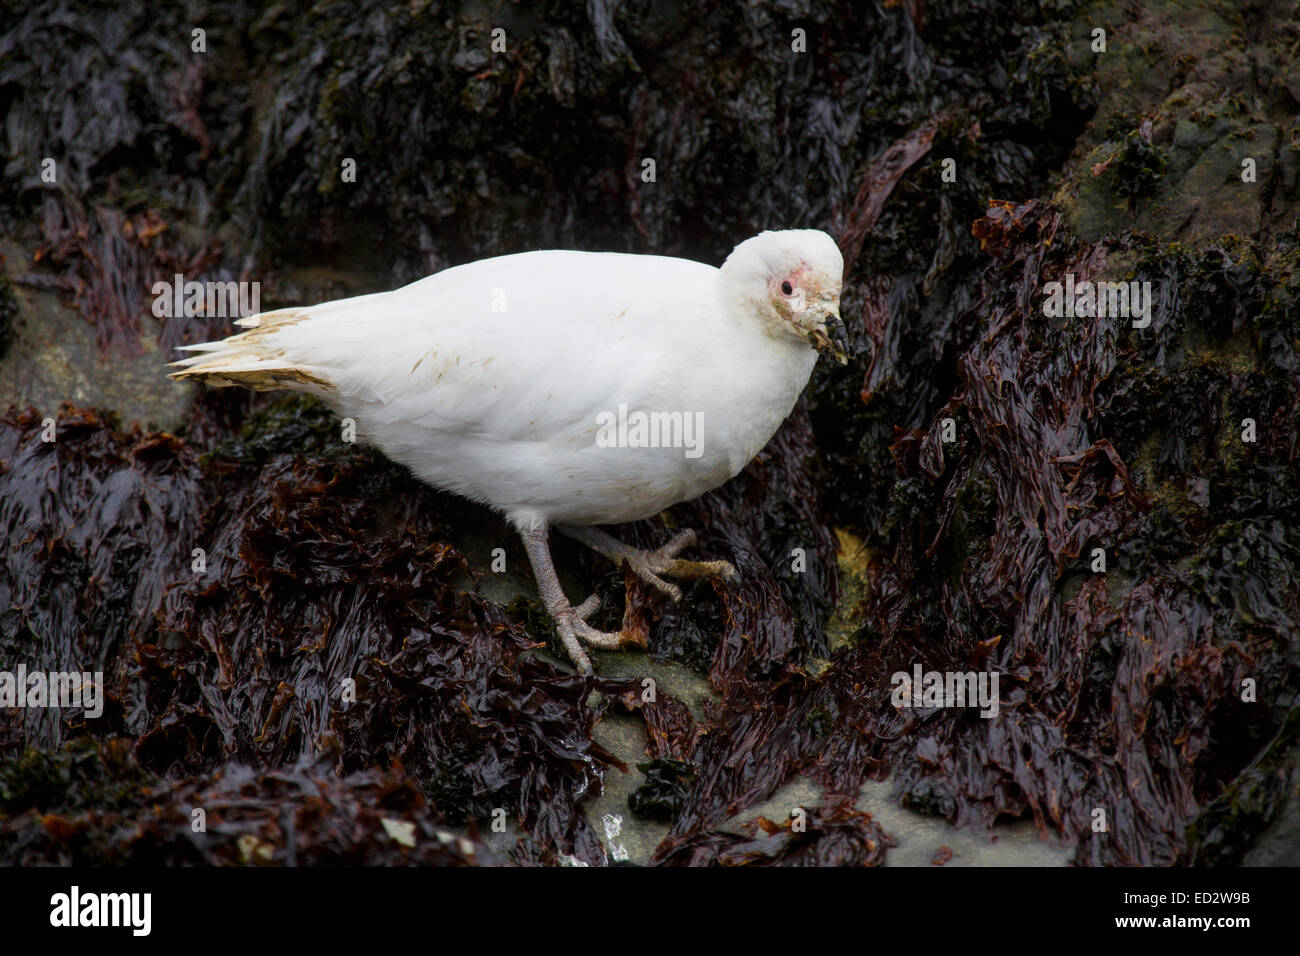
[[170, 230, 847, 672]]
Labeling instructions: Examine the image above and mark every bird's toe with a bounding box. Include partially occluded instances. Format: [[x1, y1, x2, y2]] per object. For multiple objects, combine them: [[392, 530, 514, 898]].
[[572, 618, 646, 650], [657, 529, 697, 560], [553, 618, 594, 674], [658, 556, 738, 584], [573, 593, 603, 619], [626, 560, 683, 602]]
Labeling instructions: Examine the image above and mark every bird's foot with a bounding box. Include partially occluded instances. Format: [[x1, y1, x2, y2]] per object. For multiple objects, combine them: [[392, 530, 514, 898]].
[[550, 592, 647, 672], [558, 525, 738, 602], [625, 529, 739, 601], [522, 525, 732, 673]]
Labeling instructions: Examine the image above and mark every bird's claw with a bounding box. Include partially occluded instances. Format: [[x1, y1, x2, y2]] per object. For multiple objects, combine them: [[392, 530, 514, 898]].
[[551, 593, 643, 672], [622, 529, 738, 599], [572, 617, 645, 650]]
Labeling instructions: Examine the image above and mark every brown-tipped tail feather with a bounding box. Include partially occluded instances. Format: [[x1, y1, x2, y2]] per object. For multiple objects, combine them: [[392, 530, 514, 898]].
[[167, 309, 335, 392]]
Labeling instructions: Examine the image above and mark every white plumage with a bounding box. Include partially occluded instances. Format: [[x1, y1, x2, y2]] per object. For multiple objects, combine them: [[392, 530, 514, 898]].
[[171, 229, 846, 671]]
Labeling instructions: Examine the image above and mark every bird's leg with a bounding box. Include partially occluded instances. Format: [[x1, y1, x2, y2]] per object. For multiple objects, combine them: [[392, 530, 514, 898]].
[[556, 524, 738, 602], [519, 527, 645, 673]]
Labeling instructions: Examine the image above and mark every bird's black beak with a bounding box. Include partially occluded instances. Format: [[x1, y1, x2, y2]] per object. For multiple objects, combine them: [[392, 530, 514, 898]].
[[809, 310, 849, 365]]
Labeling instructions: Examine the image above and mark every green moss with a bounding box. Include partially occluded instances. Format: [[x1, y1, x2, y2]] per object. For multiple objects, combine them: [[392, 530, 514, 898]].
[[204, 392, 358, 469], [0, 741, 158, 818], [1110, 129, 1169, 197]]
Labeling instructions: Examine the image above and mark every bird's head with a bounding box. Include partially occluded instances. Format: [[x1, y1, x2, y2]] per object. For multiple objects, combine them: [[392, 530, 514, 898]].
[[721, 229, 847, 364]]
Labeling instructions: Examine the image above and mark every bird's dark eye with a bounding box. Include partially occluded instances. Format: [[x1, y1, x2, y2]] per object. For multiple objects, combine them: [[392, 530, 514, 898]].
[[781, 281, 793, 295]]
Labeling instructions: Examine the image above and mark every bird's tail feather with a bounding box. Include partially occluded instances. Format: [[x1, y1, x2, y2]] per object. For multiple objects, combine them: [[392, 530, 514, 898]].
[[167, 307, 335, 392]]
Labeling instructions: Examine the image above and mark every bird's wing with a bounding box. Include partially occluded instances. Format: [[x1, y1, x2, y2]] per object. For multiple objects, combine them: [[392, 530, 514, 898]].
[[214, 250, 721, 443]]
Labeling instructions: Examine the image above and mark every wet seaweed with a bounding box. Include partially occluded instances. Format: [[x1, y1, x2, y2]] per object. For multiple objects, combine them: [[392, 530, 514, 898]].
[[629, 759, 695, 822], [0, 403, 634, 862], [657, 797, 891, 866], [0, 737, 500, 866], [804, 204, 1300, 865]]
